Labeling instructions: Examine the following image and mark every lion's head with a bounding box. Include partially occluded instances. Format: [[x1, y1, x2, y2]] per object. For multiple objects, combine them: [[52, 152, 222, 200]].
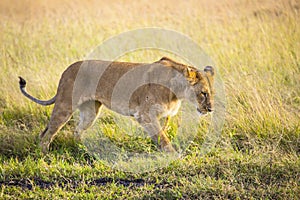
[[184, 65, 214, 116], [157, 57, 215, 116]]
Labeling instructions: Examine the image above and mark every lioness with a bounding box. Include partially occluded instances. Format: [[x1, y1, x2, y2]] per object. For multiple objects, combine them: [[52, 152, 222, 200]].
[[19, 57, 214, 153]]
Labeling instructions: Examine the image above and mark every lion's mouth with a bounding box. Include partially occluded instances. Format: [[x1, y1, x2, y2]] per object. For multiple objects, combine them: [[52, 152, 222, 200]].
[[197, 108, 207, 116]]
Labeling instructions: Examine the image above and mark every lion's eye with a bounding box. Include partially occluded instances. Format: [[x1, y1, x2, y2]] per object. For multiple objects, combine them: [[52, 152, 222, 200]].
[[201, 91, 208, 98]]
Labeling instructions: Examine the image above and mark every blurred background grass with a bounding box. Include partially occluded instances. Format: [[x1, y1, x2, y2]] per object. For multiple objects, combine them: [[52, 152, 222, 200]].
[[0, 0, 299, 152]]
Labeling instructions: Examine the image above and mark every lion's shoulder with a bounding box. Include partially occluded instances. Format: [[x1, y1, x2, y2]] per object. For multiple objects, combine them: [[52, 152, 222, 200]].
[[156, 57, 183, 67]]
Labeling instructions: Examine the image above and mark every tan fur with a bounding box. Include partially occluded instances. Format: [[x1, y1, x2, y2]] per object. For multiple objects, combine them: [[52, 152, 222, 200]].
[[20, 57, 214, 153]]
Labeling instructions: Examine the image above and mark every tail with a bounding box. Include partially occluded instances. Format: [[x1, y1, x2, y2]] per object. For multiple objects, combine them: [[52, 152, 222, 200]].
[[18, 76, 56, 106]]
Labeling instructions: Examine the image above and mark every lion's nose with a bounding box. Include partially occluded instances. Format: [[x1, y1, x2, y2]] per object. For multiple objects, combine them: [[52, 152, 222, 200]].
[[207, 108, 213, 112]]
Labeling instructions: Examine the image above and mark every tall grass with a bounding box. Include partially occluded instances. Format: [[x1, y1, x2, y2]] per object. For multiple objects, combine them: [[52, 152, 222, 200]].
[[0, 0, 299, 198], [1, 0, 298, 150]]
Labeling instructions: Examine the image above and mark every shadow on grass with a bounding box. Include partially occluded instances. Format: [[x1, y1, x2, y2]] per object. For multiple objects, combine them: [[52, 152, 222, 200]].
[[0, 177, 150, 190]]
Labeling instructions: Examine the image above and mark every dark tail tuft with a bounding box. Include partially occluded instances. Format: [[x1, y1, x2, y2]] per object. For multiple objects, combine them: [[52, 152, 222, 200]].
[[19, 76, 26, 88]]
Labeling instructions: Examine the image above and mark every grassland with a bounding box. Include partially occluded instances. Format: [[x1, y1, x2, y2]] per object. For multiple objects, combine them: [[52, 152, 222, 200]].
[[0, 0, 300, 199]]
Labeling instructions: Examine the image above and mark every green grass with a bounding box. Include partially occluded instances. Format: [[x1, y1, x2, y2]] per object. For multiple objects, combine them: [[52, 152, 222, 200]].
[[0, 0, 300, 199]]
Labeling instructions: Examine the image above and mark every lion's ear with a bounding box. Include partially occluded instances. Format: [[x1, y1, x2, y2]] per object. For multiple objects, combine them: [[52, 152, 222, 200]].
[[204, 66, 214, 76], [184, 67, 199, 85]]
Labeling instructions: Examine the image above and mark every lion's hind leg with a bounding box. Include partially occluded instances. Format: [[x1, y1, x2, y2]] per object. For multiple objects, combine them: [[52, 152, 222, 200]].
[[39, 104, 73, 154], [74, 101, 102, 141]]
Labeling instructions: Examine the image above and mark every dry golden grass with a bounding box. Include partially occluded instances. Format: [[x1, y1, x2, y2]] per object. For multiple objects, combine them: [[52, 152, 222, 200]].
[[1, 0, 299, 126]]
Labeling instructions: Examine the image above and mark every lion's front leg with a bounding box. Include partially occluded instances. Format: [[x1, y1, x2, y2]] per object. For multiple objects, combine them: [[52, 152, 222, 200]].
[[136, 114, 175, 153], [161, 116, 171, 132]]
